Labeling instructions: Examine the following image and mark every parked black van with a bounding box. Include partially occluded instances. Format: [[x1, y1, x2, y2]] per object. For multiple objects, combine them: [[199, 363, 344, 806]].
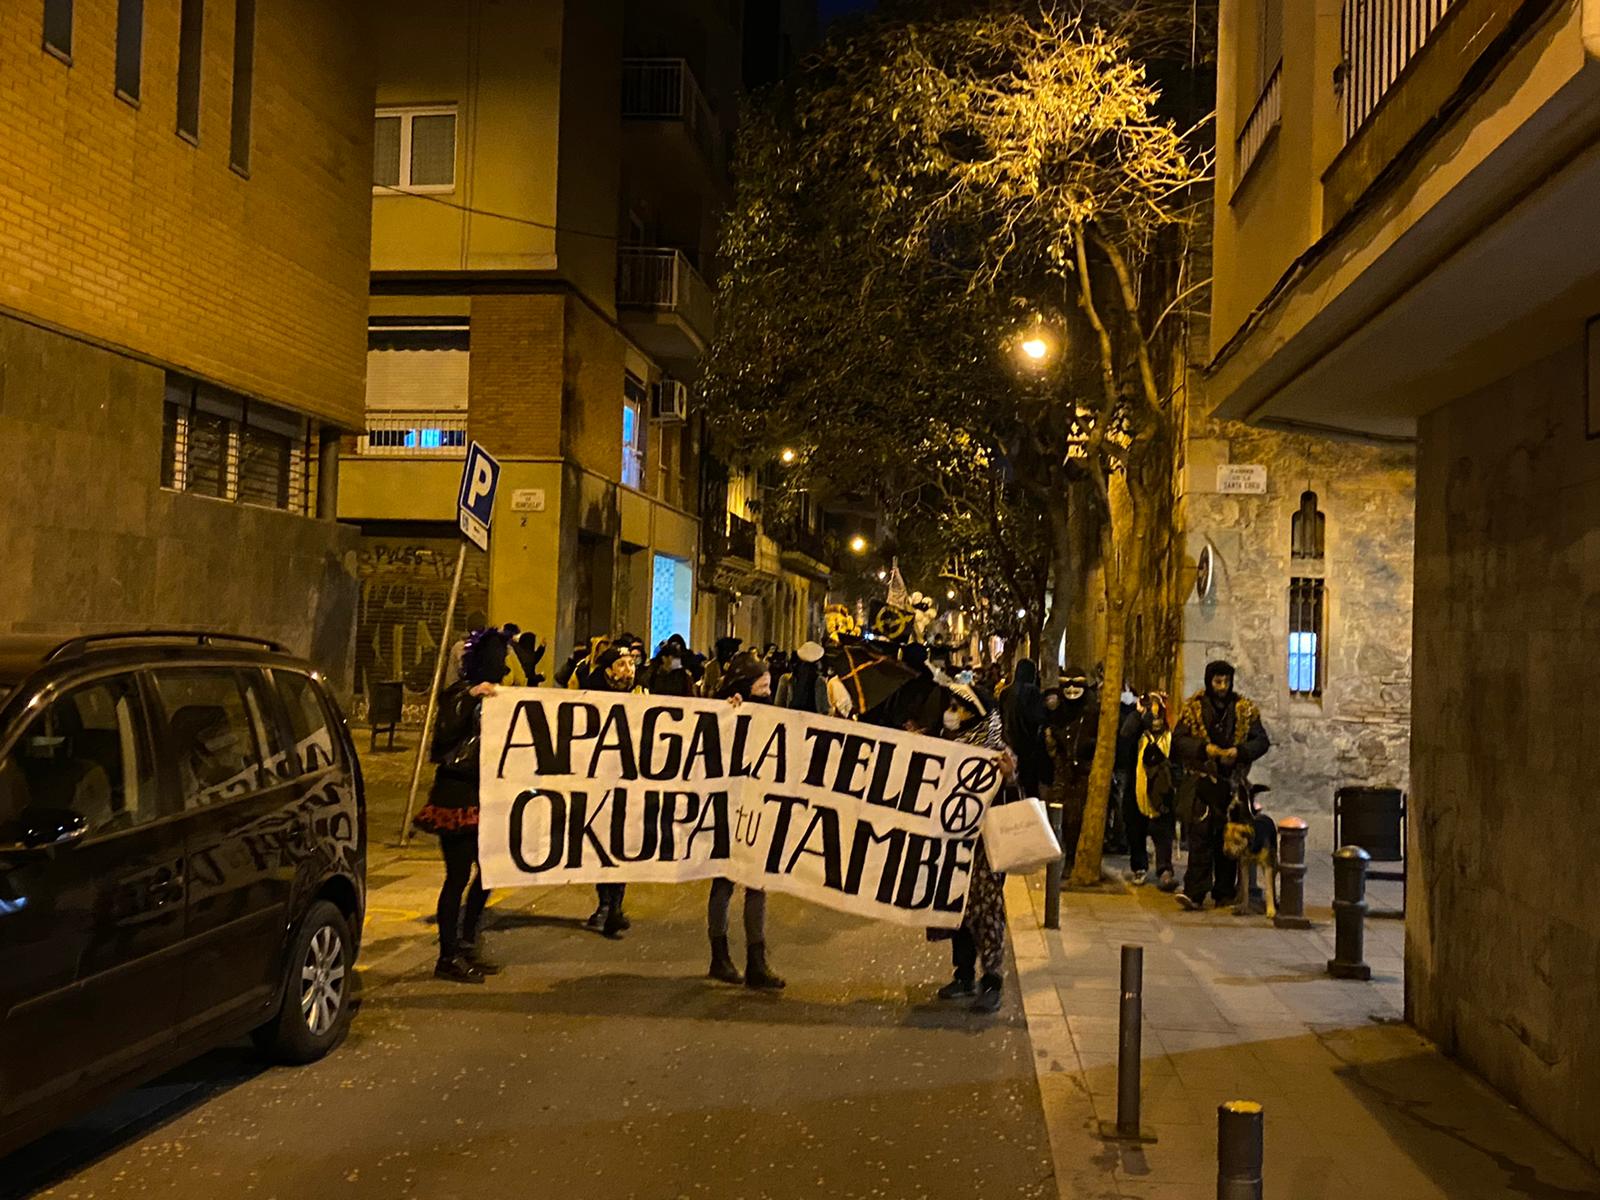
[[0, 632, 365, 1157]]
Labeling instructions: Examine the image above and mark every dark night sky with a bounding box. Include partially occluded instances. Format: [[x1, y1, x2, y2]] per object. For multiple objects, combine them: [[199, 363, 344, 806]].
[[817, 0, 877, 24]]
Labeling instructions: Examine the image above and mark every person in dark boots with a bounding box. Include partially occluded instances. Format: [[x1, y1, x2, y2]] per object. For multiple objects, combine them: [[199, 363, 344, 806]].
[[1173, 661, 1270, 910], [710, 652, 786, 990], [411, 628, 512, 984], [583, 646, 643, 937], [932, 682, 1013, 1015]]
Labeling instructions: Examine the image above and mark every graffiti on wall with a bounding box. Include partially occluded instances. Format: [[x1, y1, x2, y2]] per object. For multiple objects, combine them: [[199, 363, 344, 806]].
[[355, 539, 489, 721]]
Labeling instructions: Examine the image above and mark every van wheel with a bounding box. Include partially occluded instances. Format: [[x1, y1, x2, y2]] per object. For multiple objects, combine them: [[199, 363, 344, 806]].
[[254, 900, 353, 1063]]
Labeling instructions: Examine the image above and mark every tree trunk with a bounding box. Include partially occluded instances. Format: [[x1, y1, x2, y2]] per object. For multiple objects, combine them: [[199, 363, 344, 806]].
[[1038, 498, 1075, 686], [1070, 469, 1133, 887]]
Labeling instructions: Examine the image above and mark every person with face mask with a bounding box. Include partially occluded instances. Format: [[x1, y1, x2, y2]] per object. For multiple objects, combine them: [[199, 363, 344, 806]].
[[931, 683, 1014, 1015], [1126, 693, 1179, 890], [645, 638, 695, 697], [1172, 661, 1270, 910], [586, 647, 643, 937], [1043, 670, 1098, 868], [708, 652, 786, 989]]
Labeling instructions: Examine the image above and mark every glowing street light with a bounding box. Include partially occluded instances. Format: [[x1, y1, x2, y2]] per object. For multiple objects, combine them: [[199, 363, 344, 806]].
[[1016, 607, 1028, 619], [1020, 337, 1049, 361], [849, 534, 868, 554], [779, 447, 798, 465], [946, 589, 956, 600]]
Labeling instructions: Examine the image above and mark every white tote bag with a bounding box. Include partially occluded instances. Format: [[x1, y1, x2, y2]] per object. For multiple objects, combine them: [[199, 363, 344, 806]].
[[981, 796, 1062, 875]]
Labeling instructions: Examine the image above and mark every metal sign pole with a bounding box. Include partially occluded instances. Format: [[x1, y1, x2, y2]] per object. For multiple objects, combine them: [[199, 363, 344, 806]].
[[397, 542, 467, 845]]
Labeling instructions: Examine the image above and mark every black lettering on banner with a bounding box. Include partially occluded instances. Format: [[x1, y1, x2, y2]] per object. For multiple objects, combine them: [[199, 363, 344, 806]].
[[566, 790, 616, 868], [802, 728, 846, 786], [750, 723, 787, 781], [683, 711, 725, 778], [685, 790, 732, 859], [588, 705, 639, 780], [639, 707, 685, 780], [660, 790, 700, 860], [894, 833, 943, 910], [501, 701, 601, 777], [863, 740, 899, 808], [783, 804, 843, 889], [496, 699, 544, 778], [728, 714, 755, 777], [932, 838, 974, 912], [509, 789, 566, 873], [899, 750, 946, 817], [609, 788, 660, 862], [760, 793, 811, 872], [844, 819, 907, 903], [831, 733, 874, 798]]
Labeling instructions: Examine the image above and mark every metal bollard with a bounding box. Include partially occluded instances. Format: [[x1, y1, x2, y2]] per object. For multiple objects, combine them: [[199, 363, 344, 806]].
[[1217, 1100, 1264, 1200], [1327, 846, 1373, 981], [1273, 818, 1312, 930], [1044, 801, 1064, 930], [1098, 944, 1156, 1143]]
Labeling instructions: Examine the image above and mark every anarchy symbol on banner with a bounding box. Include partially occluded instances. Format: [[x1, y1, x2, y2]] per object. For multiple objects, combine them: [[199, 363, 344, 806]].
[[955, 756, 1001, 796], [940, 791, 984, 837]]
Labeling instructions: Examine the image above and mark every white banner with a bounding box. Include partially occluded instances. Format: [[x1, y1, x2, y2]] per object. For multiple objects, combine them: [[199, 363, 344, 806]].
[[478, 690, 1003, 928]]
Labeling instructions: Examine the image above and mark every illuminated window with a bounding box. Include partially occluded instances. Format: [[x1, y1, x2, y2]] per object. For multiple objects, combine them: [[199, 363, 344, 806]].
[[622, 374, 646, 488], [1288, 577, 1324, 697]]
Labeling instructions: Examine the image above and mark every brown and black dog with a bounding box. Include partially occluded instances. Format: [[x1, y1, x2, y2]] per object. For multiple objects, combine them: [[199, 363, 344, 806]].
[[1222, 784, 1277, 918]]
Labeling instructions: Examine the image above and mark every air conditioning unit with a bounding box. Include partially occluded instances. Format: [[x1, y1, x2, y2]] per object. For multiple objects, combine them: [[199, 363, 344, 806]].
[[652, 379, 689, 423]]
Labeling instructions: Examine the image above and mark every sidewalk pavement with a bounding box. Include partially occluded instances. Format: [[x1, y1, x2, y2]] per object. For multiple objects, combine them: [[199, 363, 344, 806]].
[[1006, 820, 1600, 1199]]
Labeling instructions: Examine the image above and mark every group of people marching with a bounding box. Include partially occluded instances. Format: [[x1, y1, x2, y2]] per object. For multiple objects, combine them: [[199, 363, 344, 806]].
[[409, 619, 1268, 1018]]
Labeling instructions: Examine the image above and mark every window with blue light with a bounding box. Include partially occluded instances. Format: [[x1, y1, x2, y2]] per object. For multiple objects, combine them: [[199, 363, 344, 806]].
[[1288, 577, 1324, 697]]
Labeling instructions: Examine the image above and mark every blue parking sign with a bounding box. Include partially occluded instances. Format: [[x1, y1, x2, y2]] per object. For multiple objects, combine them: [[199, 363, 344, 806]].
[[457, 442, 500, 551]]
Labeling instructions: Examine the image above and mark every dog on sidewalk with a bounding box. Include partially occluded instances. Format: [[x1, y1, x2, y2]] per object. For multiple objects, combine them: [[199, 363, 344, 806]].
[[1223, 785, 1277, 919]]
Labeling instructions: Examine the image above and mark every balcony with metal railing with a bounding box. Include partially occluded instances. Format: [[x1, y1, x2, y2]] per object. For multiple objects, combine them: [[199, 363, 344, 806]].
[[1339, 0, 1457, 144], [355, 410, 469, 457], [622, 58, 722, 171], [617, 247, 715, 362], [1234, 59, 1283, 192]]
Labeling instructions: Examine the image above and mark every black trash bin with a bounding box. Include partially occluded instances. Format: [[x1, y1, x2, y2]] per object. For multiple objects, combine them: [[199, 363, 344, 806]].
[[368, 681, 405, 752], [1333, 786, 1406, 917]]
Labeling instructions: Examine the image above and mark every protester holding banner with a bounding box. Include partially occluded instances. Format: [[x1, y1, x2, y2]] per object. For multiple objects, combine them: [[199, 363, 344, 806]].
[[584, 646, 645, 938], [933, 682, 1012, 1014], [411, 628, 511, 984], [709, 651, 786, 990]]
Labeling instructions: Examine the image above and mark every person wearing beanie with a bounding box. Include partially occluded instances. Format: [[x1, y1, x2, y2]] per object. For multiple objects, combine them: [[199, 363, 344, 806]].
[[706, 652, 786, 991], [585, 645, 643, 937], [1172, 660, 1271, 910], [411, 628, 513, 984]]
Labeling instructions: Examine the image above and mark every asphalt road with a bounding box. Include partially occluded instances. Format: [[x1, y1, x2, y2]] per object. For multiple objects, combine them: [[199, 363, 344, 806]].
[[2, 855, 1056, 1200]]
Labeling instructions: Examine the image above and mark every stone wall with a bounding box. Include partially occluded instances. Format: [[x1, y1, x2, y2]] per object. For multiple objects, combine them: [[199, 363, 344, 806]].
[[1411, 337, 1600, 1165], [1178, 415, 1416, 815], [0, 313, 359, 695]]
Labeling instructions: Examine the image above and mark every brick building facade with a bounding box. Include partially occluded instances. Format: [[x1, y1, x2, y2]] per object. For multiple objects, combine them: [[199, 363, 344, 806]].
[[0, 0, 374, 688]]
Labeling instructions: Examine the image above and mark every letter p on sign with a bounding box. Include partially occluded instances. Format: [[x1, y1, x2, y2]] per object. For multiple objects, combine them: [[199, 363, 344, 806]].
[[456, 441, 501, 551]]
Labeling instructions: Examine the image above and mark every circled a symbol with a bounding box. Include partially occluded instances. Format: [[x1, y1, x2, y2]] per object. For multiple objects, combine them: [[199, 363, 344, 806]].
[[955, 756, 1000, 795], [940, 791, 984, 836]]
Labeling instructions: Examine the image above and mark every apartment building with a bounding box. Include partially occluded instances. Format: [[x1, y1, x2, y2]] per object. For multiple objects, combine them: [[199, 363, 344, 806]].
[[0, 0, 373, 687], [1209, 0, 1600, 1163], [341, 0, 828, 708]]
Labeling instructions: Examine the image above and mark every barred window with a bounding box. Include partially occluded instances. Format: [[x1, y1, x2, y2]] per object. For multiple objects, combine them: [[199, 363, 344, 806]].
[[1288, 577, 1325, 697], [161, 374, 316, 515]]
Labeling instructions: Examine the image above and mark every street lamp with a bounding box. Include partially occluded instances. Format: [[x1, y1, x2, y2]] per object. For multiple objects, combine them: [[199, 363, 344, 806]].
[[849, 534, 868, 554], [1021, 337, 1049, 361], [779, 447, 798, 465]]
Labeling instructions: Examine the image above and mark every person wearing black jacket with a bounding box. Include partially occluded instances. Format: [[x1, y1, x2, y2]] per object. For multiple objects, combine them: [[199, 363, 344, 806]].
[[586, 647, 643, 937], [708, 652, 786, 990], [1000, 659, 1049, 797], [1172, 660, 1271, 910], [411, 629, 512, 984]]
